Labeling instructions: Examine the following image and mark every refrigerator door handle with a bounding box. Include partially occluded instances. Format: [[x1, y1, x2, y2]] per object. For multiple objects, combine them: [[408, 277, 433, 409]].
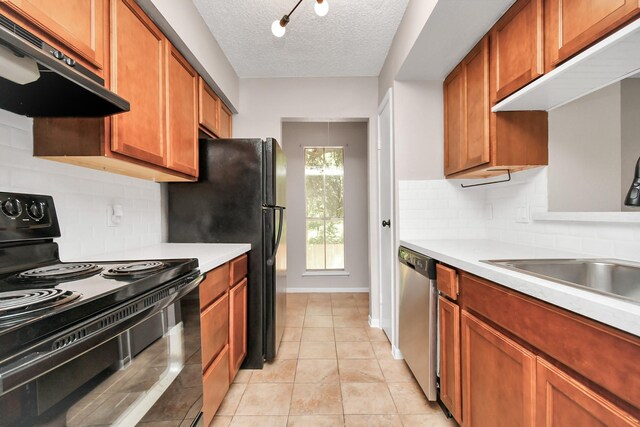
[[265, 206, 285, 266]]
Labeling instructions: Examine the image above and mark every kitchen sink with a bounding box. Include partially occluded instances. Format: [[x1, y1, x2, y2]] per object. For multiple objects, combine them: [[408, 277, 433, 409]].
[[484, 259, 640, 304]]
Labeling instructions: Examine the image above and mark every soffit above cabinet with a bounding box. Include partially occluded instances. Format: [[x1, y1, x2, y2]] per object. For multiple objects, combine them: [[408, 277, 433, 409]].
[[493, 18, 640, 112], [397, 0, 516, 81]]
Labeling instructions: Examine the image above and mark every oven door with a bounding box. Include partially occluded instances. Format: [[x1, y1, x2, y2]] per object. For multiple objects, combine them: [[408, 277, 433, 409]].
[[0, 280, 205, 427]]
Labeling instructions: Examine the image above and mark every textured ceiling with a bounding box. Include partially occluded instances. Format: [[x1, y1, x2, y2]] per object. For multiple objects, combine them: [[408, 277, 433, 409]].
[[192, 0, 411, 78]]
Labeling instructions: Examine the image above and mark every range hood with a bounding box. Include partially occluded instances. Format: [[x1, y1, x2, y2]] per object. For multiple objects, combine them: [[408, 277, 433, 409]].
[[0, 13, 129, 117]]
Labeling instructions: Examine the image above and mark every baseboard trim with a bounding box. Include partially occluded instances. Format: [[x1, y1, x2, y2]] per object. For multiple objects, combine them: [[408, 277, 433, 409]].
[[392, 345, 403, 360], [287, 287, 369, 293], [368, 316, 380, 328]]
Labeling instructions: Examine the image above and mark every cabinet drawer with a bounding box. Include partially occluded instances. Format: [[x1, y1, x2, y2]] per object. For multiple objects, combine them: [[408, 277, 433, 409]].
[[460, 272, 640, 409], [437, 264, 458, 300], [202, 345, 230, 427], [229, 254, 248, 286], [201, 292, 229, 371], [200, 264, 230, 310]]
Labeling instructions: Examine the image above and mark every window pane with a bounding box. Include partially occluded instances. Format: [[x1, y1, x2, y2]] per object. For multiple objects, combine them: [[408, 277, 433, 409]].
[[324, 175, 343, 218], [325, 220, 344, 269], [324, 148, 344, 170], [306, 219, 325, 270], [305, 175, 324, 218], [305, 148, 324, 172]]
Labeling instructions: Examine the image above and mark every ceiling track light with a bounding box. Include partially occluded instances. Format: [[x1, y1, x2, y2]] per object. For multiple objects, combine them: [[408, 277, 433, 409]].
[[271, 0, 329, 37]]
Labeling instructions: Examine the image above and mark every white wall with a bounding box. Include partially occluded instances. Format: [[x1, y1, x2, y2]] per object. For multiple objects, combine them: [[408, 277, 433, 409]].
[[0, 110, 162, 260], [138, 0, 240, 110], [548, 83, 622, 212], [399, 168, 640, 263], [282, 122, 369, 291], [378, 0, 438, 102], [393, 80, 444, 180], [621, 79, 640, 211]]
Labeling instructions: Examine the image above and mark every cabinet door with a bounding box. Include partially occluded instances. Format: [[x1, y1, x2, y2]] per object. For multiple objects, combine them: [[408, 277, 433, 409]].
[[218, 103, 233, 139], [461, 311, 536, 427], [439, 296, 462, 424], [491, 0, 544, 101], [166, 44, 198, 177], [546, 0, 640, 68], [110, 0, 166, 167], [3, 0, 106, 71], [198, 78, 220, 138], [202, 345, 230, 427], [462, 36, 490, 172], [444, 64, 465, 175], [201, 292, 229, 372], [536, 358, 639, 427], [229, 278, 247, 381]]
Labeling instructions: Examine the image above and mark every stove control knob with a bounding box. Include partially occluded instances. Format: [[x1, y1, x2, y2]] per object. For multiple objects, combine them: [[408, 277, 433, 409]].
[[27, 202, 45, 220], [1, 198, 22, 218]]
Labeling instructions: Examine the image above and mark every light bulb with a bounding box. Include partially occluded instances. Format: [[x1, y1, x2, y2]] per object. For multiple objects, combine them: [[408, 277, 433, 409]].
[[315, 0, 328, 17], [271, 19, 286, 37]]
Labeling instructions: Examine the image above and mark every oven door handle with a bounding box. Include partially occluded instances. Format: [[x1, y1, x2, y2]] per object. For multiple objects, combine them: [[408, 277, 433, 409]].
[[0, 273, 205, 396]]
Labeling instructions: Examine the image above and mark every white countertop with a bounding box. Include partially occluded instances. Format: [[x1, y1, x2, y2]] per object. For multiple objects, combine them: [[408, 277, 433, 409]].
[[400, 239, 640, 337], [74, 243, 251, 273]]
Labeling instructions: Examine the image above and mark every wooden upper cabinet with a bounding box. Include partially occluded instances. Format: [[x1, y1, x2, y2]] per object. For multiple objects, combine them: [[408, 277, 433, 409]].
[[462, 37, 490, 171], [444, 64, 465, 176], [490, 0, 544, 101], [444, 35, 548, 179], [218, 103, 233, 139], [166, 45, 198, 177], [2, 0, 106, 72], [546, 0, 640, 70], [439, 296, 462, 424], [198, 77, 233, 139], [198, 78, 220, 138], [110, 0, 166, 167], [461, 311, 536, 427], [536, 358, 639, 427]]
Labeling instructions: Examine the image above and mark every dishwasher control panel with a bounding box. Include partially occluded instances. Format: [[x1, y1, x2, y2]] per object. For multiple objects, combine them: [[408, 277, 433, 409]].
[[398, 246, 436, 278]]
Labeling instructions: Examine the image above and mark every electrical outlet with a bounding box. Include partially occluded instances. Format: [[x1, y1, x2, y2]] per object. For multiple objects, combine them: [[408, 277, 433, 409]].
[[516, 205, 530, 223], [107, 205, 123, 227]]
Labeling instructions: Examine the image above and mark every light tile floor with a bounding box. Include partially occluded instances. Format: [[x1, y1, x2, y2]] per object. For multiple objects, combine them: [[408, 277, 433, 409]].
[[211, 293, 458, 427]]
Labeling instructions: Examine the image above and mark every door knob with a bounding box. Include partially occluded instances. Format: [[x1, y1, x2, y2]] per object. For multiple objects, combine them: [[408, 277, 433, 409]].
[[382, 219, 391, 228]]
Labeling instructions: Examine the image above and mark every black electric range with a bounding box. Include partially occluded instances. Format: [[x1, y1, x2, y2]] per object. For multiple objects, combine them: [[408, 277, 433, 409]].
[[0, 192, 203, 408]]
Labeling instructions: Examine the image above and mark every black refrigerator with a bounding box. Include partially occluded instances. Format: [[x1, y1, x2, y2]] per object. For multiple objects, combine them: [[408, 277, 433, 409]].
[[167, 138, 287, 368]]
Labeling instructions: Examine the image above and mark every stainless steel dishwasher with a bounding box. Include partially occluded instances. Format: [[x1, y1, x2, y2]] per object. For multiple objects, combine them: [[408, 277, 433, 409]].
[[398, 246, 438, 401]]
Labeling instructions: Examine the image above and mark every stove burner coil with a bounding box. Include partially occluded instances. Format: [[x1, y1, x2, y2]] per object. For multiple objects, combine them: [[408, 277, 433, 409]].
[[103, 261, 167, 278], [0, 289, 80, 321], [18, 263, 103, 282]]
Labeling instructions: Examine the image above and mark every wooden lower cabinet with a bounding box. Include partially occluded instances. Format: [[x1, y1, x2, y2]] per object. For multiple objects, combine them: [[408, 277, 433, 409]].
[[201, 292, 229, 372], [536, 358, 638, 427], [438, 296, 461, 424], [200, 263, 230, 310], [202, 345, 230, 427], [461, 310, 536, 427], [229, 278, 248, 381]]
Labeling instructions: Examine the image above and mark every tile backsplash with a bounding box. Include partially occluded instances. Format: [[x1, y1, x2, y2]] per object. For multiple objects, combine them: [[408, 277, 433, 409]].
[[0, 109, 162, 259], [399, 167, 640, 262]]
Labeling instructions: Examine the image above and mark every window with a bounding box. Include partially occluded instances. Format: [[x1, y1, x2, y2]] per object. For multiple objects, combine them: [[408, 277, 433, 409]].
[[305, 147, 345, 270]]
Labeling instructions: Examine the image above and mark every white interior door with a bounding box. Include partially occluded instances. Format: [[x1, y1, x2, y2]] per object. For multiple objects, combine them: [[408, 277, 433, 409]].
[[378, 90, 394, 340]]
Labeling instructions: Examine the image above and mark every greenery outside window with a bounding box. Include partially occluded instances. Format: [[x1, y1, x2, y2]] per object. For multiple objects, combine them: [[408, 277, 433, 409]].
[[305, 147, 345, 270]]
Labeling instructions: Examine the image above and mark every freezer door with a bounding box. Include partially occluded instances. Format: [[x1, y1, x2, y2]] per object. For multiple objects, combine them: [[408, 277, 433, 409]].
[[263, 138, 286, 208]]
